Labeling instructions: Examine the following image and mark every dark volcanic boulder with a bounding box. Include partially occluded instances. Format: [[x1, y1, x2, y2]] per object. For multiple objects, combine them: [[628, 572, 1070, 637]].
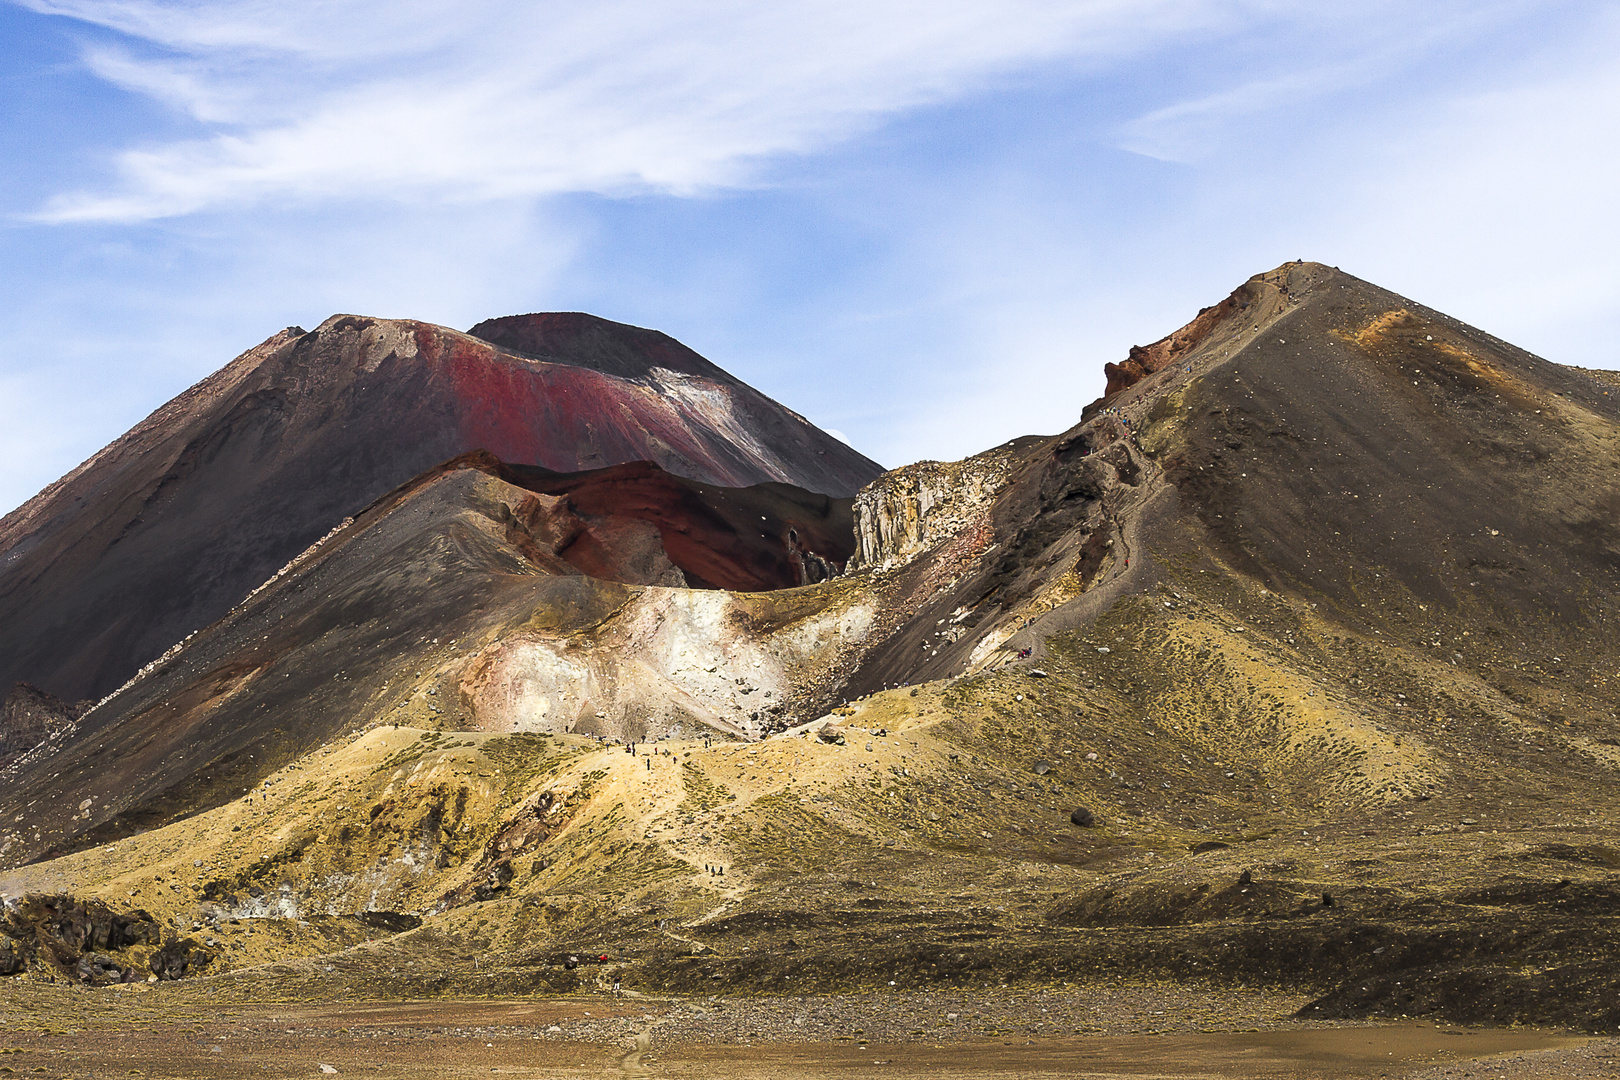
[[0, 937, 23, 976], [150, 938, 212, 981], [77, 951, 135, 986], [0, 894, 160, 982]]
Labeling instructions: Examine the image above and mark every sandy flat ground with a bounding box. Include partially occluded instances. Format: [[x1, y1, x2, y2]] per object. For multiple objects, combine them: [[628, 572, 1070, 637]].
[[0, 988, 1608, 1080]]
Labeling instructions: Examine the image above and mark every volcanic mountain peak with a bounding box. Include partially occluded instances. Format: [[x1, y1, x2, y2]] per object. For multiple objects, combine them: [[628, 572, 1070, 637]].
[[1099, 259, 1332, 401], [0, 311, 880, 705], [467, 311, 729, 384], [6, 263, 1620, 1038]]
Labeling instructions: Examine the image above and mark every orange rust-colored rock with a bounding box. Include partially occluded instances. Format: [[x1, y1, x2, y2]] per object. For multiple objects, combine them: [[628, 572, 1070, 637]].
[[1104, 293, 1242, 397]]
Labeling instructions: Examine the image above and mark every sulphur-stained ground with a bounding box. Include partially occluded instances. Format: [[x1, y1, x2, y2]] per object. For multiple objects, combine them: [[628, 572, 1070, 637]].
[[0, 982, 1606, 1079]]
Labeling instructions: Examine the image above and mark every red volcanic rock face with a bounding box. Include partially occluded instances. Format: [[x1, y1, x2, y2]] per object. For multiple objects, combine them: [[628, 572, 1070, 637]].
[[1103, 293, 1246, 397], [459, 313, 881, 494], [496, 458, 854, 592], [436, 337, 757, 484], [0, 312, 882, 703]]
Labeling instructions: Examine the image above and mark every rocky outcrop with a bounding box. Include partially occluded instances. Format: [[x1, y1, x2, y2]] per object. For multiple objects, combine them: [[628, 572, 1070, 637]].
[[434, 787, 579, 910], [847, 447, 1023, 573], [0, 894, 163, 984], [1104, 294, 1241, 397], [148, 937, 213, 981], [833, 418, 1153, 694], [1099, 260, 1326, 400]]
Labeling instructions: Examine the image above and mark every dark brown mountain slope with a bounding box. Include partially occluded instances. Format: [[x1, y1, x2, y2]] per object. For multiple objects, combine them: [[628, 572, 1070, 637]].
[[0, 313, 880, 705], [3, 263, 1620, 1036], [824, 261, 1620, 700]]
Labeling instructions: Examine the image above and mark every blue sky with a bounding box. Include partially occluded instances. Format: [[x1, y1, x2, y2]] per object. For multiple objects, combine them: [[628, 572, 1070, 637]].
[[2, 0, 1617, 513]]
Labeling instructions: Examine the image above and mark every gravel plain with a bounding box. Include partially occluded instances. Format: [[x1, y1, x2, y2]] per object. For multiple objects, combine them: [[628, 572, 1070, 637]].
[[0, 979, 1609, 1079]]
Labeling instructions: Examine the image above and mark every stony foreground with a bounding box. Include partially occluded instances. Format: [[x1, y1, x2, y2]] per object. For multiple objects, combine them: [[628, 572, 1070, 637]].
[[0, 982, 1608, 1079]]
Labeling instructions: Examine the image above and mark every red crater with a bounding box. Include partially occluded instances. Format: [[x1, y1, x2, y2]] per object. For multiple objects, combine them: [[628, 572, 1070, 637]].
[[495, 458, 854, 592]]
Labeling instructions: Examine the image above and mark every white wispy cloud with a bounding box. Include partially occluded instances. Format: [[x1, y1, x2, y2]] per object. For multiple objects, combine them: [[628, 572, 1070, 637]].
[[4, 0, 1613, 516], [1321, 31, 1620, 362], [1115, 0, 1549, 163], [22, 0, 1237, 221]]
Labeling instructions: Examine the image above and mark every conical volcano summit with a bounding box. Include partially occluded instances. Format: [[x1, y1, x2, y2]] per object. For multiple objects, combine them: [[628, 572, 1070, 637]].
[[2, 262, 1619, 1044], [0, 311, 880, 707]]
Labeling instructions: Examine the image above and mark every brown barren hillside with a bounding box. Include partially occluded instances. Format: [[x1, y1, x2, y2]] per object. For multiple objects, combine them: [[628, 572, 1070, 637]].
[[1, 264, 1619, 1043]]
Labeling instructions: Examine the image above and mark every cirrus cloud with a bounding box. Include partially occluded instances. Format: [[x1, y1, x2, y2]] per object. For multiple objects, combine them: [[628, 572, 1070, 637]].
[[23, 0, 1239, 221]]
